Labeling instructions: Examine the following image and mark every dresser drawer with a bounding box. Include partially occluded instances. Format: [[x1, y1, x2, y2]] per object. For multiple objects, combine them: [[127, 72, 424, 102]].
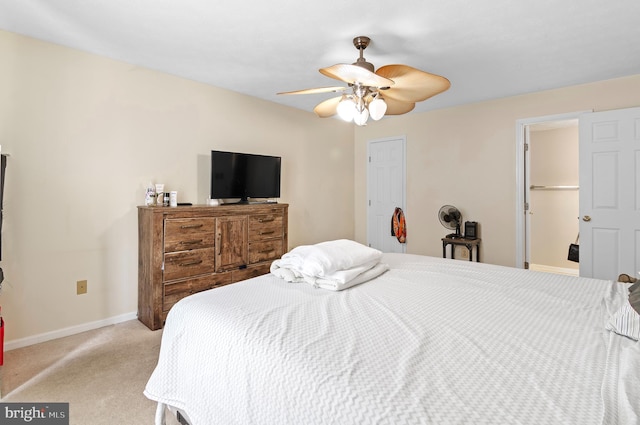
[[248, 214, 283, 241], [164, 248, 216, 281], [163, 273, 232, 312], [249, 239, 283, 264], [165, 218, 215, 252]]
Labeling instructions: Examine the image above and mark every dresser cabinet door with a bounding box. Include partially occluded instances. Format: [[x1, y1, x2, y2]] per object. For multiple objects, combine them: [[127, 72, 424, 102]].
[[216, 216, 248, 271]]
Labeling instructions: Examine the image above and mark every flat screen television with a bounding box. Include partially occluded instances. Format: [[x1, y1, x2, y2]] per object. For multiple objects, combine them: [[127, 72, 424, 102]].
[[210, 150, 281, 204]]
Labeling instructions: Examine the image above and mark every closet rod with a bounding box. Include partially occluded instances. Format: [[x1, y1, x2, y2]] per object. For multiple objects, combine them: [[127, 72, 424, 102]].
[[529, 185, 579, 190]]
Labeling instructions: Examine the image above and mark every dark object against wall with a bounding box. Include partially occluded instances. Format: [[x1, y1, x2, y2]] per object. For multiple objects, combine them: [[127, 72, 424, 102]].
[[464, 221, 478, 240], [567, 244, 579, 262], [568, 233, 579, 263]]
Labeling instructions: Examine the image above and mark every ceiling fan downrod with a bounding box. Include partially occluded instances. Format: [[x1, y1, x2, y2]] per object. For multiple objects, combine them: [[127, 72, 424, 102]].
[[352, 36, 374, 72]]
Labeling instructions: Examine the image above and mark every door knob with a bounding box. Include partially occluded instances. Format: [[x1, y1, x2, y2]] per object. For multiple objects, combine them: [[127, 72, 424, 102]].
[[582, 215, 591, 222]]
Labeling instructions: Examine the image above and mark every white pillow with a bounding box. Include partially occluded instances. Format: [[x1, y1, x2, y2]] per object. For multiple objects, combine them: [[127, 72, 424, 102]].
[[607, 302, 640, 341]]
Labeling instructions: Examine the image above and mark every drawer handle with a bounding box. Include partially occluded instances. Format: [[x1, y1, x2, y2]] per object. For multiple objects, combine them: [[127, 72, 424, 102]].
[[181, 239, 203, 245], [258, 218, 275, 223], [179, 260, 203, 267], [180, 223, 204, 229], [259, 231, 275, 236], [259, 249, 275, 254]]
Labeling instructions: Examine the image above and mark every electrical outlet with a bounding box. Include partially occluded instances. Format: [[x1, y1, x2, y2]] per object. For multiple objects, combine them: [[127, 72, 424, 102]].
[[77, 280, 87, 295], [459, 247, 469, 259]]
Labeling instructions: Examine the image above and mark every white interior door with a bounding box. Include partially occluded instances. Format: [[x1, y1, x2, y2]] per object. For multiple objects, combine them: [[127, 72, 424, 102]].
[[579, 107, 640, 280], [524, 124, 531, 268], [367, 137, 406, 253]]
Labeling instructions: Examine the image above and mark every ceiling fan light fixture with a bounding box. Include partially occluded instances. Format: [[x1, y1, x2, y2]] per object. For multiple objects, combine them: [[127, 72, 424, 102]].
[[368, 96, 387, 121], [337, 96, 356, 122], [354, 108, 369, 126]]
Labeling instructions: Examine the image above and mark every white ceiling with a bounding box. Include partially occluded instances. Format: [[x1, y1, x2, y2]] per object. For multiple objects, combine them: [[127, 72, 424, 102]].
[[1, 0, 639, 115]]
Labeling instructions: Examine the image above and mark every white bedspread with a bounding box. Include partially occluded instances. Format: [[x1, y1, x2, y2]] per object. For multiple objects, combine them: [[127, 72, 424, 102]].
[[145, 254, 639, 425]]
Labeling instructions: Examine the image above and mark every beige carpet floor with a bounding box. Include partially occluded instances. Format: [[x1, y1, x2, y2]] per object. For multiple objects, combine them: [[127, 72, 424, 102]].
[[1, 320, 181, 425]]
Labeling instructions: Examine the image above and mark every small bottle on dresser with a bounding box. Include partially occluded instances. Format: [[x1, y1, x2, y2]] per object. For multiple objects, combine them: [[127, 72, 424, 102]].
[[145, 183, 156, 206], [155, 184, 164, 206]]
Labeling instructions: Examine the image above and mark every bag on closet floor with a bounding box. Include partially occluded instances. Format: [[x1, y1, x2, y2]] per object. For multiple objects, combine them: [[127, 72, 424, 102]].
[[567, 234, 579, 263]]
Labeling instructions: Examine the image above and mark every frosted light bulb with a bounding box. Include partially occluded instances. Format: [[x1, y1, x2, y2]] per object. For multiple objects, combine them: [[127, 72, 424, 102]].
[[337, 98, 356, 122], [354, 108, 369, 126], [368, 97, 387, 121]]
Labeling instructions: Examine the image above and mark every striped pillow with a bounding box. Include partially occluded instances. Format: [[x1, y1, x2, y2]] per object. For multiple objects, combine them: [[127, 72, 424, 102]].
[[607, 302, 640, 341]]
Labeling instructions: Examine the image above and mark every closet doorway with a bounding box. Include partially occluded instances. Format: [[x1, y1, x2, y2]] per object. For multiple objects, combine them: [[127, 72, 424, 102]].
[[515, 111, 586, 275], [527, 120, 579, 276]]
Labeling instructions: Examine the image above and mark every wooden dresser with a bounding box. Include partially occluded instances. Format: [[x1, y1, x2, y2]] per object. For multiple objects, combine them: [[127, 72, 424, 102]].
[[137, 203, 288, 330]]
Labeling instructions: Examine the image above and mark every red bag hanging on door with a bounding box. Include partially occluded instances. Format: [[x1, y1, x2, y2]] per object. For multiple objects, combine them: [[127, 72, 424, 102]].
[[391, 207, 407, 244]]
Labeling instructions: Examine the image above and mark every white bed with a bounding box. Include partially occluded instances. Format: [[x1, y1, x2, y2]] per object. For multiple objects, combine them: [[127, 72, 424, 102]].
[[145, 252, 639, 425]]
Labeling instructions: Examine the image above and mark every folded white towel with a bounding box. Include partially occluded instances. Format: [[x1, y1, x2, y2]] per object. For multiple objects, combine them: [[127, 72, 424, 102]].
[[271, 258, 378, 283], [310, 262, 390, 291], [271, 259, 389, 291], [318, 259, 380, 284], [278, 239, 383, 278], [269, 263, 303, 282]]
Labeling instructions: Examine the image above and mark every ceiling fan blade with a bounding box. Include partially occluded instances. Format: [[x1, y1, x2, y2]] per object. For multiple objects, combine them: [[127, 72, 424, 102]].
[[313, 96, 342, 118], [363, 93, 415, 116], [383, 97, 415, 115], [277, 86, 347, 95], [320, 64, 395, 88], [376, 64, 450, 103]]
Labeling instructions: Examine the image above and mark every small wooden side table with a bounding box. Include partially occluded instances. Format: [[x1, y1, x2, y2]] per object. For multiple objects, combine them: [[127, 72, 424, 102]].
[[442, 237, 481, 262]]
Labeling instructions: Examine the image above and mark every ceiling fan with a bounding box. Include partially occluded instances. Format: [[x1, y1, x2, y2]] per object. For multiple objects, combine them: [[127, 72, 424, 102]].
[[278, 36, 450, 126]]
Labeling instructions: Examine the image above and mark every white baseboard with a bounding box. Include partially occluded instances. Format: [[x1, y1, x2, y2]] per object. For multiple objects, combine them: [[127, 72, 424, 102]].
[[4, 311, 138, 351], [529, 263, 579, 276]]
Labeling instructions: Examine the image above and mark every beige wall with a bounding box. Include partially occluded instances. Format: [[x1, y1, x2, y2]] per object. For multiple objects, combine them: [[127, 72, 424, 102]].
[[2, 27, 640, 346], [0, 30, 355, 344], [529, 126, 579, 270], [354, 75, 640, 266]]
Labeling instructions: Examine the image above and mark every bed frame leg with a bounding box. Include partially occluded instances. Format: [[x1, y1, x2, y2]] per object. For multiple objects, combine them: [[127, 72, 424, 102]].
[[155, 402, 166, 425]]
